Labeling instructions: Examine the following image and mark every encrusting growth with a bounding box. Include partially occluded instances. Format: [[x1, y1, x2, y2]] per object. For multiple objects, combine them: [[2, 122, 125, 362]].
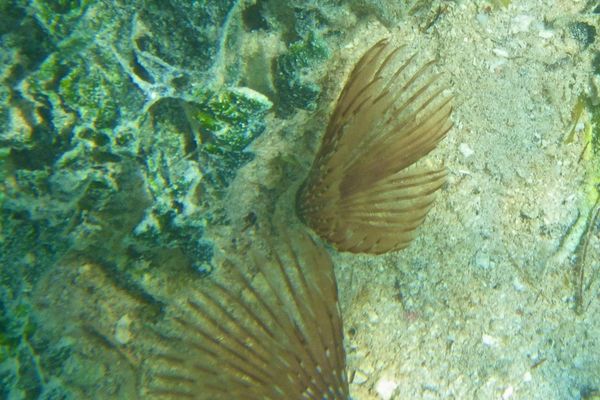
[[297, 38, 453, 254], [144, 229, 349, 400]]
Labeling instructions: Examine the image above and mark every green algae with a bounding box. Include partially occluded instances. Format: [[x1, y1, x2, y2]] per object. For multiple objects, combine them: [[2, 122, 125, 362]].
[[0, 1, 275, 396], [274, 32, 329, 116], [189, 87, 273, 152], [32, 0, 92, 41], [558, 94, 600, 314]]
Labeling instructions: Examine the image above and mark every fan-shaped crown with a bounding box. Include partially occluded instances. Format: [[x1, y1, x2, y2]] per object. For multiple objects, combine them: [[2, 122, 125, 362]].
[[297, 38, 452, 254]]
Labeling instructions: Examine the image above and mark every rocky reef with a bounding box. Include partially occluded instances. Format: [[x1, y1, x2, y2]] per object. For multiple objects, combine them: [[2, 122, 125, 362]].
[[0, 1, 442, 398]]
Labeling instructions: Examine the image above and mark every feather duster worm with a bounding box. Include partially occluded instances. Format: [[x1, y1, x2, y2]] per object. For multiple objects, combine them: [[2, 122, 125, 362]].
[[144, 230, 349, 400], [297, 38, 452, 254]]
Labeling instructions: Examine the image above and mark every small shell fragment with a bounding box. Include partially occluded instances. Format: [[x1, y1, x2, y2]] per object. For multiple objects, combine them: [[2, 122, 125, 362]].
[[459, 143, 474, 157], [492, 48, 509, 58]]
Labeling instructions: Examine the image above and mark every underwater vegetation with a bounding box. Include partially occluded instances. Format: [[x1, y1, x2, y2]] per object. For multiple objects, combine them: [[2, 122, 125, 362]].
[[297, 38, 452, 254], [561, 91, 600, 314]]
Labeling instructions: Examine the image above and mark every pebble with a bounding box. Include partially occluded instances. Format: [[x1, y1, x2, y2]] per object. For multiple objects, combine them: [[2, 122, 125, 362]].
[[492, 48, 509, 58], [511, 15, 534, 34], [459, 143, 474, 157], [482, 333, 499, 347], [353, 370, 369, 385], [375, 378, 398, 400], [474, 250, 495, 270], [512, 277, 526, 292], [368, 310, 380, 324], [502, 385, 514, 399]]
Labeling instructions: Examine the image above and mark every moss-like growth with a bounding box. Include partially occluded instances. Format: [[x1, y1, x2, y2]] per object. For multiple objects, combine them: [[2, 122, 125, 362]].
[[560, 95, 600, 314], [0, 0, 283, 396], [134, 0, 240, 75], [0, 1, 26, 36], [191, 87, 273, 152], [274, 33, 329, 116], [0, 302, 31, 364], [32, 0, 92, 41], [136, 87, 271, 274], [493, 0, 512, 9], [142, 87, 271, 220], [27, 45, 145, 134], [0, 148, 9, 208], [582, 98, 600, 190], [570, 21, 597, 48]]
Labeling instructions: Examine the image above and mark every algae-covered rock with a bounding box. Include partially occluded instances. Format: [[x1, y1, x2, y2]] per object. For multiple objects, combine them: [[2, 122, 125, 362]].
[[31, 0, 92, 41], [274, 32, 330, 116], [0, 1, 274, 397], [1, 0, 271, 262]]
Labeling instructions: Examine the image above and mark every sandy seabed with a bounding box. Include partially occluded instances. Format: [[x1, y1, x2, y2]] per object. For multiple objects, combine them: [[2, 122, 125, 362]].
[[321, 1, 600, 399]]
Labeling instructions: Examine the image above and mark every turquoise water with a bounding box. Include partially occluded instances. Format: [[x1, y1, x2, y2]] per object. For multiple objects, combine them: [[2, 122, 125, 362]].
[[2, 1, 600, 399]]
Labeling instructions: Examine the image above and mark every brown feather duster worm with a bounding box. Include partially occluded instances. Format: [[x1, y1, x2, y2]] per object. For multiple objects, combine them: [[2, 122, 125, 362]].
[[144, 229, 349, 400], [297, 38, 453, 254]]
